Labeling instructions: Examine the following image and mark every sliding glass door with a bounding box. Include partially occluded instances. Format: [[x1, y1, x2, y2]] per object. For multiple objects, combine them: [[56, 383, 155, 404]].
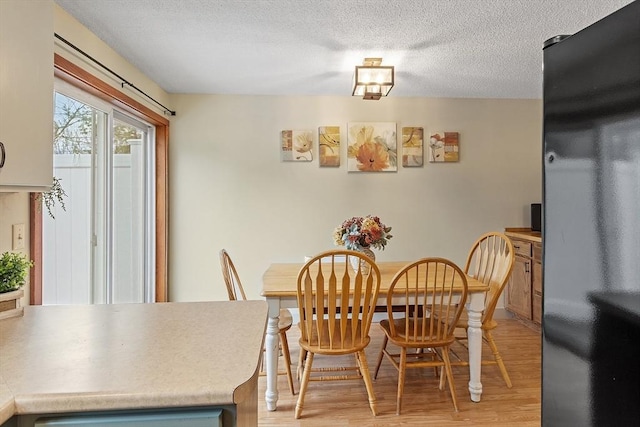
[[110, 112, 155, 303], [43, 79, 155, 304]]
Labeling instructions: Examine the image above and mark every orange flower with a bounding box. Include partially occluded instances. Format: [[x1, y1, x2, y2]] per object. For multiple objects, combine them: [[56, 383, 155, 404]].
[[356, 142, 389, 171]]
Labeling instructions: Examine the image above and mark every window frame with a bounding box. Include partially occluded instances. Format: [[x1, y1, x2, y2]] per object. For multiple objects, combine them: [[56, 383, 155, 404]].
[[30, 53, 169, 303]]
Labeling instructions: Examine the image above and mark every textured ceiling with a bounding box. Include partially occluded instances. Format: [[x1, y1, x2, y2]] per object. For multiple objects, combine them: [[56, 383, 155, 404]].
[[54, 0, 634, 99]]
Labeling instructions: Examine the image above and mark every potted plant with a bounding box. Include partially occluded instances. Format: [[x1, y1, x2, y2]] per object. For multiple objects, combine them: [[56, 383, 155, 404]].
[[0, 251, 33, 319]]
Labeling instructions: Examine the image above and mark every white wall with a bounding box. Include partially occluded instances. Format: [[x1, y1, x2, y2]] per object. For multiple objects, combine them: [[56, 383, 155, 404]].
[[168, 94, 542, 302]]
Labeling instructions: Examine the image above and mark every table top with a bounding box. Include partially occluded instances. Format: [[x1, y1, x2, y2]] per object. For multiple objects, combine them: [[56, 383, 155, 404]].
[[262, 261, 489, 297], [0, 301, 267, 420]]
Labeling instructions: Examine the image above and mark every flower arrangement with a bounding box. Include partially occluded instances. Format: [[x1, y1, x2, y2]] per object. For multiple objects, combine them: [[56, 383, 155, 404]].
[[333, 215, 393, 251]]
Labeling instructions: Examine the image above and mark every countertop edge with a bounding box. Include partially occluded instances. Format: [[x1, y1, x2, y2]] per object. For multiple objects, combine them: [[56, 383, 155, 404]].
[[0, 390, 14, 424], [11, 390, 235, 416]]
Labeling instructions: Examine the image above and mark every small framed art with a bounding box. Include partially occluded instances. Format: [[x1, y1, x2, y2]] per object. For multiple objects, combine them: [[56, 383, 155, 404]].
[[281, 129, 313, 161], [428, 131, 459, 162], [402, 127, 424, 167]]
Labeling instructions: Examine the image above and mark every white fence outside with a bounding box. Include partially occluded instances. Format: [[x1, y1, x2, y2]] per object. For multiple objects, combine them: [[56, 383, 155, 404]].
[[43, 144, 144, 305]]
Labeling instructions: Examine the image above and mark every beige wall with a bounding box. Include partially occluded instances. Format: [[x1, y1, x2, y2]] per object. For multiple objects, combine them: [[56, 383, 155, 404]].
[[168, 94, 542, 302]]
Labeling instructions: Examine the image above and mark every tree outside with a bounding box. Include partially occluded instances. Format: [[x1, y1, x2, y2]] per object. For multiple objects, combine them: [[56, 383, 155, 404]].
[[54, 92, 141, 154]]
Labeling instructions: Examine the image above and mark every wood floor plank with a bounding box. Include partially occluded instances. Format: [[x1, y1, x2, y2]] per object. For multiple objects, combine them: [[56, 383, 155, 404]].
[[258, 319, 541, 426]]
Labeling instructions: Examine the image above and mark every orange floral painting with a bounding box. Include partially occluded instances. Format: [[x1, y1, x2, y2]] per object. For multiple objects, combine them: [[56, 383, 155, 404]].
[[318, 126, 340, 167], [347, 122, 397, 172]]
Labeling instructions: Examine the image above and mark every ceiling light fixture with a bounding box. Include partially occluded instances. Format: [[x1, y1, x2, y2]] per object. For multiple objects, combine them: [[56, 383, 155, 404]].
[[352, 57, 394, 100]]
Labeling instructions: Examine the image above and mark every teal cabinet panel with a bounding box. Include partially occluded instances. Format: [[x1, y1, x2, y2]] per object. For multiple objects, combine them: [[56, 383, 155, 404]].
[[33, 409, 223, 427]]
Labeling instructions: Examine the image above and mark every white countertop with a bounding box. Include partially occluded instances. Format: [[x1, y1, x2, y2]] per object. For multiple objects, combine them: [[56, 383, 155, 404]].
[[0, 300, 267, 423]]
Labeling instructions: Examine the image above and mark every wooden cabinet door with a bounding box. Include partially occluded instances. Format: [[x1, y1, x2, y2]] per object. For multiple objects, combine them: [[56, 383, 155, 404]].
[[533, 260, 542, 295], [506, 256, 532, 319], [532, 260, 543, 324], [0, 0, 53, 190]]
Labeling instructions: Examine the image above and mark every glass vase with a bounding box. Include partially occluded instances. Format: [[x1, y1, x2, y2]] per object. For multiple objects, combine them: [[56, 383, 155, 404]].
[[350, 247, 375, 274]]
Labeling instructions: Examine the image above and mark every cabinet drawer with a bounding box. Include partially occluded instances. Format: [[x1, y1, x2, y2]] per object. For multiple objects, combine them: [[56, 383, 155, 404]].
[[511, 240, 532, 257], [533, 243, 542, 262]]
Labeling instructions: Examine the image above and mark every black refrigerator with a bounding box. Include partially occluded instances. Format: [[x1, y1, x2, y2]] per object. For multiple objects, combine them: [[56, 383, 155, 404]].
[[542, 1, 640, 426]]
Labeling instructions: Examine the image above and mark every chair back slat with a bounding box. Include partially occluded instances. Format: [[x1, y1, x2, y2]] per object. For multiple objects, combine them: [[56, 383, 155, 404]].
[[316, 265, 324, 348], [464, 232, 515, 323], [351, 270, 363, 344], [219, 249, 247, 301], [388, 258, 468, 344], [340, 262, 351, 349], [362, 273, 374, 342], [297, 250, 381, 351], [301, 271, 313, 343]]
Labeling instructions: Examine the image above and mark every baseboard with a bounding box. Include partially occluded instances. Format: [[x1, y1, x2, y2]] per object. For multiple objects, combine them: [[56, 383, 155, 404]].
[[493, 308, 512, 320]]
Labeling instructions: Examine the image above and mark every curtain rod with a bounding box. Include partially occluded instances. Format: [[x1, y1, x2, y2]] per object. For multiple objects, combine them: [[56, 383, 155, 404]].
[[54, 33, 176, 116]]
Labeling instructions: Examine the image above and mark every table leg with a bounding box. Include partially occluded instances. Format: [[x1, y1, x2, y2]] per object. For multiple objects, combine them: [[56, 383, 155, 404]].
[[466, 291, 484, 402], [265, 298, 281, 411]]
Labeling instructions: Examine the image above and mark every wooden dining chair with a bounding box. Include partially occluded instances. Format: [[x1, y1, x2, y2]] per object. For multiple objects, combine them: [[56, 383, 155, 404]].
[[451, 232, 516, 387], [374, 258, 468, 415], [295, 249, 381, 419], [219, 249, 295, 395]]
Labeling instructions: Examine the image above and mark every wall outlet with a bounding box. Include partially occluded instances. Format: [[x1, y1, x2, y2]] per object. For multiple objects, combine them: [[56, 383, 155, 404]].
[[12, 223, 25, 250]]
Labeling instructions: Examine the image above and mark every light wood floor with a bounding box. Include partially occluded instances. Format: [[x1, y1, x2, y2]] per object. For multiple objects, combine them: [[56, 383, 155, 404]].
[[258, 319, 541, 426]]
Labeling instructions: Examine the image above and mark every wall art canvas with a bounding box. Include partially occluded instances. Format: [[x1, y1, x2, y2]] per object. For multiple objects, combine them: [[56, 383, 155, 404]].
[[347, 122, 397, 172], [428, 131, 459, 162], [281, 129, 313, 162], [402, 127, 424, 167], [318, 126, 340, 167]]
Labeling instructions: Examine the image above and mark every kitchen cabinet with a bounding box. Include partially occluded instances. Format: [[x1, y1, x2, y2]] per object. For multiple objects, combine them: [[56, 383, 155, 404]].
[[505, 229, 543, 326], [0, 0, 53, 191], [532, 242, 543, 324], [506, 238, 532, 320]]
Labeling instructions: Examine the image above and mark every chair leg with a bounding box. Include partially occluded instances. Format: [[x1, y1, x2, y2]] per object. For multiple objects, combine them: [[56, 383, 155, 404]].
[[279, 331, 296, 395], [485, 330, 512, 388], [294, 352, 314, 419], [441, 348, 459, 412], [356, 350, 378, 416], [374, 335, 388, 379], [297, 348, 307, 381], [439, 351, 447, 390], [396, 348, 407, 415]]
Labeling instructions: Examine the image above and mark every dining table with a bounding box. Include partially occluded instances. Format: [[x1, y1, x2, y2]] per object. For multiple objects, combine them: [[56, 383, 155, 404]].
[[261, 260, 490, 412]]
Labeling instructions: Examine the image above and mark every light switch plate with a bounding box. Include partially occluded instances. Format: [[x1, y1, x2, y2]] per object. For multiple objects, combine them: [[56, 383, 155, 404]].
[[12, 223, 25, 250]]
